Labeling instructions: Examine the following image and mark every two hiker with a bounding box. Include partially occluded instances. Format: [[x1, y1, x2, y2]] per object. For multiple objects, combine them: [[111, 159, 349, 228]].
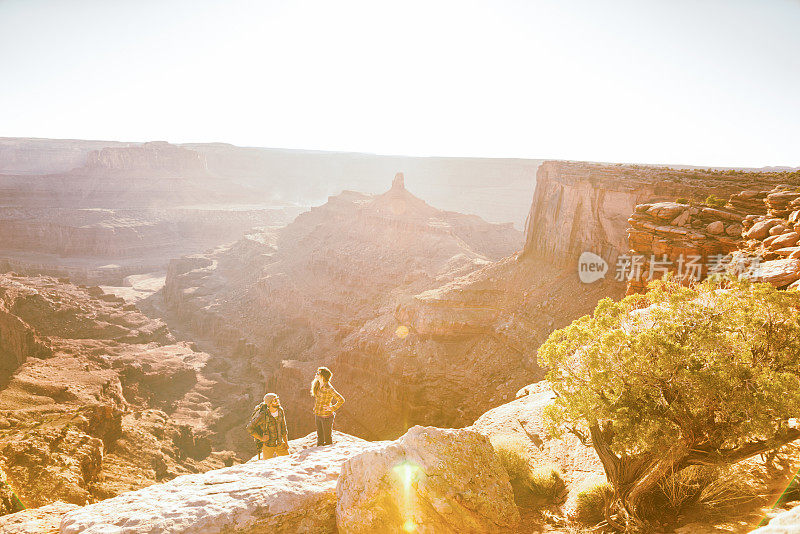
[[247, 366, 345, 457]]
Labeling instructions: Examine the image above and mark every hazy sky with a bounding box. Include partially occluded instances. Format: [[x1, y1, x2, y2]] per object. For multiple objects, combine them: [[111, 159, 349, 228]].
[[1, 0, 798, 167]]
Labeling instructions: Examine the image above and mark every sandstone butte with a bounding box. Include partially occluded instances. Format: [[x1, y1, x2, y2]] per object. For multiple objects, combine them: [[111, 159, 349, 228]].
[[2, 155, 800, 532]]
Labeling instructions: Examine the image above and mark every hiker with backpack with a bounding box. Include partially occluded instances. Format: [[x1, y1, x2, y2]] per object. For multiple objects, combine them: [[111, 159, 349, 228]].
[[310, 366, 344, 446], [247, 393, 289, 459]]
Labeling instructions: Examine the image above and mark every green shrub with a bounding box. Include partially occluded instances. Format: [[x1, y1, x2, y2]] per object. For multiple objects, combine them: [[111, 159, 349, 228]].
[[704, 194, 726, 207], [573, 478, 613, 525], [675, 197, 690, 204]]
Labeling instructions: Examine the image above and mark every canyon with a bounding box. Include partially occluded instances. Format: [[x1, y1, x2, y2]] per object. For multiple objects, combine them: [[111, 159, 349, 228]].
[[2, 143, 800, 531], [163, 173, 529, 446]]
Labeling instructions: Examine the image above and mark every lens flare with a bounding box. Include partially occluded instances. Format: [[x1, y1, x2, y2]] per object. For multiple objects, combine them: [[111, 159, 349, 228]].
[[392, 460, 422, 531], [395, 325, 409, 338]]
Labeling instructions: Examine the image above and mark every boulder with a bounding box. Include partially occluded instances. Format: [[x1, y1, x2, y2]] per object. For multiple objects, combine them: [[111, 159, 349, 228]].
[[764, 234, 782, 248], [770, 225, 788, 236], [470, 381, 603, 499], [725, 224, 743, 237], [646, 202, 688, 222], [670, 210, 691, 227], [335, 426, 519, 534], [706, 221, 724, 235], [770, 232, 800, 250], [756, 259, 800, 288], [60, 436, 381, 534], [746, 219, 784, 240]]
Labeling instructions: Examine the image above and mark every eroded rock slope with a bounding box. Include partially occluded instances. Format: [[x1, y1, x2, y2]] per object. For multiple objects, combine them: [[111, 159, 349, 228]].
[[0, 274, 237, 514]]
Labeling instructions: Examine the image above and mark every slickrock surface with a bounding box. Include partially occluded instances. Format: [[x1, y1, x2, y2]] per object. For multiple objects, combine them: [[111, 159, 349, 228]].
[[164, 176, 529, 446], [59, 434, 381, 534], [0, 501, 79, 534], [525, 161, 798, 268], [751, 504, 800, 533], [0, 274, 236, 513], [336, 425, 519, 534]]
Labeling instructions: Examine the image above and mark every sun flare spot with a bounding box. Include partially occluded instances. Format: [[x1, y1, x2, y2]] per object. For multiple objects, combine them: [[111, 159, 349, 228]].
[[403, 519, 416, 532], [395, 325, 410, 338]]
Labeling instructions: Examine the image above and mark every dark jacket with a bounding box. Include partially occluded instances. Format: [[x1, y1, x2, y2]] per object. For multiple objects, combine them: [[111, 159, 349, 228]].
[[249, 404, 288, 447]]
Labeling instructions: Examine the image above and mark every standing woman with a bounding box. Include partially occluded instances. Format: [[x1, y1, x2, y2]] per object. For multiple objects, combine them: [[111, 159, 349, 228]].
[[310, 366, 344, 446]]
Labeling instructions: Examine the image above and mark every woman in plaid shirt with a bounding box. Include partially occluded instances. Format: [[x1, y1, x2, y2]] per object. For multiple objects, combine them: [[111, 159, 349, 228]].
[[310, 366, 344, 446]]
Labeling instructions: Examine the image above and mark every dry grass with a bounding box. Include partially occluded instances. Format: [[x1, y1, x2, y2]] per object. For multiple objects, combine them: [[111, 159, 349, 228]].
[[490, 434, 565, 507], [572, 477, 613, 525]]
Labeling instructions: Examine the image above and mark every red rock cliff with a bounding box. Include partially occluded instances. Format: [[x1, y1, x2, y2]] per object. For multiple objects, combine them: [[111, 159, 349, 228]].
[[523, 161, 788, 268]]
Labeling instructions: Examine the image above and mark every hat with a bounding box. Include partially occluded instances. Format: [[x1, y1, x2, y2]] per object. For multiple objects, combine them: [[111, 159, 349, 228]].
[[263, 393, 278, 404]]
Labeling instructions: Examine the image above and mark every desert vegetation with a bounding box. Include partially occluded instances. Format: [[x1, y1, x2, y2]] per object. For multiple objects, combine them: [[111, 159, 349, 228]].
[[539, 276, 800, 530], [490, 434, 565, 508]]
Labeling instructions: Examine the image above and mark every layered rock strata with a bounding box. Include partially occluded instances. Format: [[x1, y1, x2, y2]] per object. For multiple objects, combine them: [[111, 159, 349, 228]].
[[0, 141, 303, 285], [625, 182, 800, 293]]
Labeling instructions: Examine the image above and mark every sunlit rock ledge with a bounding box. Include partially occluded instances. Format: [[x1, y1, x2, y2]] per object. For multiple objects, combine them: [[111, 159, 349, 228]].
[[53, 425, 518, 534], [60, 432, 379, 534]]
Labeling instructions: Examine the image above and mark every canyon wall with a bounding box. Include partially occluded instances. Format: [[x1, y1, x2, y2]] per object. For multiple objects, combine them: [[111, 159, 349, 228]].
[[523, 161, 795, 267], [0, 138, 127, 175], [0, 142, 301, 284]]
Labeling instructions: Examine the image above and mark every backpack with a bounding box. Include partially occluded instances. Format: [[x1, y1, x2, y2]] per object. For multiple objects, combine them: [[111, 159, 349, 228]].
[[246, 403, 268, 441]]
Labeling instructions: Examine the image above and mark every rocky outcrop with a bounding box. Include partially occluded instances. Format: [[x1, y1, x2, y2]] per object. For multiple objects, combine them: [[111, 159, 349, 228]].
[[0, 501, 79, 534], [470, 381, 603, 503], [336, 425, 519, 533], [524, 161, 799, 268], [751, 503, 800, 533], [624, 182, 800, 293], [625, 201, 747, 293], [59, 433, 380, 534], [0, 297, 51, 373]]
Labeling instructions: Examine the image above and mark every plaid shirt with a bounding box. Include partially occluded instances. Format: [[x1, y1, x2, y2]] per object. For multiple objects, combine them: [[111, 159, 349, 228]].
[[251, 404, 287, 447], [313, 384, 344, 417]]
